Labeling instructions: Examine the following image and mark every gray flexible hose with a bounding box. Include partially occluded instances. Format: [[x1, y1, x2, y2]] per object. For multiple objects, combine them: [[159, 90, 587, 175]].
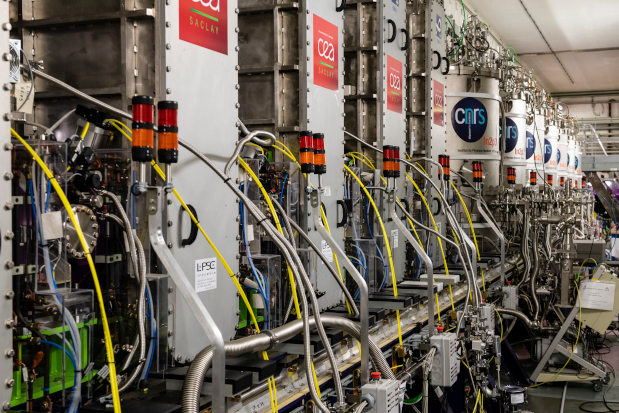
[[240, 184, 344, 410], [181, 315, 395, 413], [530, 226, 540, 321], [99, 194, 147, 393], [272, 200, 358, 315], [179, 138, 344, 411], [517, 209, 531, 288]]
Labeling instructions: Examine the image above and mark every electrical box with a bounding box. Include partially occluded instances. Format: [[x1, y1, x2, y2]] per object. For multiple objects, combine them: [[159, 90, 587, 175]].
[[502, 285, 518, 319], [480, 303, 496, 331], [361, 379, 403, 413], [430, 332, 460, 387]]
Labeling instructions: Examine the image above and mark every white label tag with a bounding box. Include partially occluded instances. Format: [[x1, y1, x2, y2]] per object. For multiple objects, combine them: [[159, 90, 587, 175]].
[[195, 257, 217, 292], [580, 280, 615, 311], [246, 224, 254, 242], [391, 229, 399, 249], [510, 393, 524, 404], [15, 73, 34, 114], [321, 240, 334, 263]]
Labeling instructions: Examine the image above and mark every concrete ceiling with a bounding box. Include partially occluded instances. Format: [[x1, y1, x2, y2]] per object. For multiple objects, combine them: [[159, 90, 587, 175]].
[[463, 0, 619, 102]]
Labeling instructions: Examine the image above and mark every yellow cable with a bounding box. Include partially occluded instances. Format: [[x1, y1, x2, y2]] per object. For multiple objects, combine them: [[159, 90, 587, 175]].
[[495, 309, 503, 341], [238, 157, 302, 317], [449, 180, 486, 292], [239, 157, 325, 399], [11, 129, 122, 413], [578, 257, 597, 273], [344, 165, 403, 344], [110, 122, 279, 412], [80, 122, 90, 139], [320, 206, 352, 314], [472, 390, 481, 413], [245, 142, 264, 154]]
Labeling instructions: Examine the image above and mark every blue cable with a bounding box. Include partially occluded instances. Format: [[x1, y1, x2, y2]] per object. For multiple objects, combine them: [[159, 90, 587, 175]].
[[38, 340, 77, 406], [44, 179, 51, 213], [144, 287, 156, 378], [239, 188, 269, 327], [279, 174, 288, 228]]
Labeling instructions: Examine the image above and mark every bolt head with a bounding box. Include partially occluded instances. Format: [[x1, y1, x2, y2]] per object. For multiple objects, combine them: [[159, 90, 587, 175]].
[[4, 231, 13, 240], [5, 349, 14, 358], [168, 287, 174, 293], [4, 291, 13, 300], [4, 261, 13, 270]]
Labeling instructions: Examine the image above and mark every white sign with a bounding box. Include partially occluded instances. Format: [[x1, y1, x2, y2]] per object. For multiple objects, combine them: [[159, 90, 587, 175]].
[[580, 280, 615, 311], [195, 257, 217, 292], [391, 229, 399, 249], [321, 240, 334, 263]]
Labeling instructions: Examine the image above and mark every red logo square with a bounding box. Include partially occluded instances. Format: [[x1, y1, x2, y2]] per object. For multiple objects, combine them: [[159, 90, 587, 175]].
[[313, 15, 338, 91], [180, 0, 228, 55], [387, 56, 402, 113], [433, 80, 444, 127]]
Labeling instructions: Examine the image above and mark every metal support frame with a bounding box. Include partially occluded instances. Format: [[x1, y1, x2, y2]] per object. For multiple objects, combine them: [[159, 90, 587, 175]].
[[530, 303, 605, 382], [388, 191, 435, 336], [476, 199, 506, 284], [147, 188, 226, 412], [310, 189, 370, 385]]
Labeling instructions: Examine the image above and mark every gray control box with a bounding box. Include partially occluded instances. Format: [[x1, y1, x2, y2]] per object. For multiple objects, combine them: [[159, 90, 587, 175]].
[[502, 285, 518, 319], [361, 379, 402, 413], [430, 332, 460, 387]]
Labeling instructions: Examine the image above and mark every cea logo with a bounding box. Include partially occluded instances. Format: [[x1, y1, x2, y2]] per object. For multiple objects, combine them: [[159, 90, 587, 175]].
[[575, 156, 579, 169], [544, 139, 552, 164], [557, 148, 561, 164], [451, 98, 487, 143], [499, 118, 518, 153], [567, 154, 570, 168], [526, 131, 535, 160]]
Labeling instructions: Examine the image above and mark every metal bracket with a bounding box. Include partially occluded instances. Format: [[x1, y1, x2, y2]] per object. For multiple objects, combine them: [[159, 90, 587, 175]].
[[147, 188, 226, 412]]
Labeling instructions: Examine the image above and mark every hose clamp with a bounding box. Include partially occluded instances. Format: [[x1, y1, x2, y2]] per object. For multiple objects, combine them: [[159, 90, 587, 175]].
[[262, 330, 279, 350]]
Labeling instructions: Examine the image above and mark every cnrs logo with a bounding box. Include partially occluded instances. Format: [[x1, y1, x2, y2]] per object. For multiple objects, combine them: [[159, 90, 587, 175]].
[[526, 131, 536, 160], [500, 118, 519, 153], [451, 98, 487, 143], [192, 0, 220, 11], [390, 73, 401, 90], [544, 139, 552, 164], [318, 38, 335, 61]]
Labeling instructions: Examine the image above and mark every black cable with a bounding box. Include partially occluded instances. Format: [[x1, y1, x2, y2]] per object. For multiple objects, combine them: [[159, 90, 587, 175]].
[[579, 362, 618, 413]]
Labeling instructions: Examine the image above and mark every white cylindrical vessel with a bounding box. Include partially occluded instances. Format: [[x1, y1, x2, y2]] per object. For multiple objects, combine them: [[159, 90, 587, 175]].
[[557, 130, 569, 186], [567, 136, 577, 187], [544, 124, 559, 186], [447, 75, 500, 187], [504, 98, 527, 185], [526, 112, 545, 185]]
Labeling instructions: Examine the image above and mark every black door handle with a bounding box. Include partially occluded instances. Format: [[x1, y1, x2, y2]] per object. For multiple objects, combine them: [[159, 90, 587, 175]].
[[181, 204, 199, 247], [387, 20, 396, 43], [432, 50, 441, 70], [337, 200, 348, 228], [441, 56, 450, 75], [432, 197, 442, 216], [400, 28, 410, 51], [336, 0, 346, 12], [400, 198, 410, 220]]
